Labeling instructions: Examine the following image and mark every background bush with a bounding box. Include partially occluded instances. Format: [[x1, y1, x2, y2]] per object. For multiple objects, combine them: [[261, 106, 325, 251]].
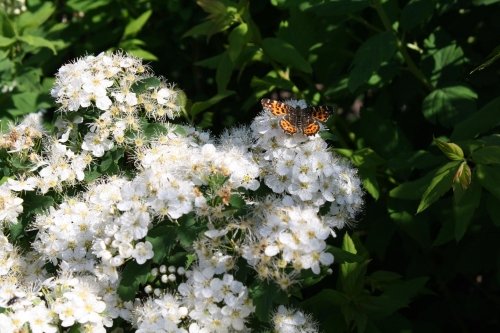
[[1, 0, 499, 331]]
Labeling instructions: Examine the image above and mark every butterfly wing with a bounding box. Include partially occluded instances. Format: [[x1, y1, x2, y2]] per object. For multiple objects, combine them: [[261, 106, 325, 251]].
[[261, 98, 292, 116], [309, 105, 332, 123]]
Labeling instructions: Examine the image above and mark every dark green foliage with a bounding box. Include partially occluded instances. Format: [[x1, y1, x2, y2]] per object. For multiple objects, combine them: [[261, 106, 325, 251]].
[[2, 0, 500, 331]]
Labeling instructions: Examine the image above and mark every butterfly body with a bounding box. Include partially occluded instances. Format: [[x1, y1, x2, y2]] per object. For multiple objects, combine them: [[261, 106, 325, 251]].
[[261, 99, 332, 136]]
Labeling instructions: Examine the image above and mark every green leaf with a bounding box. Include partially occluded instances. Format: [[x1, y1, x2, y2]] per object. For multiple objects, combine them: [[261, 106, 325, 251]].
[[123, 10, 152, 38], [434, 138, 464, 160], [250, 282, 288, 322], [348, 32, 397, 92], [472, 0, 500, 5], [11, 92, 38, 116], [307, 0, 370, 16], [228, 23, 248, 62], [126, 48, 158, 61], [340, 233, 369, 296], [417, 161, 461, 213], [301, 289, 348, 332], [486, 194, 500, 226], [261, 37, 312, 73], [66, 0, 109, 11], [190, 90, 234, 116], [17, 2, 55, 32], [422, 86, 477, 127], [451, 96, 500, 140], [17, 35, 57, 54], [0, 36, 15, 47], [471, 146, 500, 165], [117, 261, 151, 301], [390, 171, 435, 200], [428, 44, 465, 85], [146, 225, 178, 264], [216, 52, 234, 92], [400, 0, 435, 31], [359, 169, 380, 200], [364, 277, 428, 317], [130, 77, 161, 94], [477, 164, 500, 201], [328, 246, 364, 264], [453, 178, 481, 241], [177, 214, 205, 249]]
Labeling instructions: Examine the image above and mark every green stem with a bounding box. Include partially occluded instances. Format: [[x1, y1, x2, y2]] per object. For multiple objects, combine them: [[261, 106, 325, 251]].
[[372, 0, 433, 92]]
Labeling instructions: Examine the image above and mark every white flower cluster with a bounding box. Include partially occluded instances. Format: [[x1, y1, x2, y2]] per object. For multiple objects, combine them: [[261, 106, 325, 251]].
[[272, 305, 319, 333], [0, 271, 124, 333], [135, 261, 254, 332], [241, 196, 334, 287], [251, 100, 363, 228], [0, 112, 45, 153], [0, 52, 366, 332], [0, 185, 23, 226], [0, 0, 27, 15], [51, 52, 181, 157]]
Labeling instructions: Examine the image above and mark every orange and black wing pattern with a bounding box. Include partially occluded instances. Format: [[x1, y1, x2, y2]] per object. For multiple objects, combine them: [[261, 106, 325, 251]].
[[261, 98, 292, 117]]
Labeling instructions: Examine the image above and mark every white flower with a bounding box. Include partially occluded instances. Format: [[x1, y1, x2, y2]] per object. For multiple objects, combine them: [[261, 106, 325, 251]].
[[0, 186, 23, 224], [133, 242, 154, 265], [156, 87, 173, 105], [81, 132, 114, 157]]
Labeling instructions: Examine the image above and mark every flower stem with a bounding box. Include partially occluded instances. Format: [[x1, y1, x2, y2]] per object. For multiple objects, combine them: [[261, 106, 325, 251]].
[[372, 0, 433, 92]]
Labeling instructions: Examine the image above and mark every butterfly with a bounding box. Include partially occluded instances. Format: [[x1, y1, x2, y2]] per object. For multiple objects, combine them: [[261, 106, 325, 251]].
[[261, 99, 332, 136]]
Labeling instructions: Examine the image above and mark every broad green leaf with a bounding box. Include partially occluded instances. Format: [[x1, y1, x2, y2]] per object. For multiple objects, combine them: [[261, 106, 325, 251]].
[[428, 43, 465, 85], [195, 54, 223, 69], [434, 138, 464, 160], [451, 96, 500, 140], [348, 32, 397, 92], [261, 37, 312, 73], [301, 289, 348, 332], [389, 171, 435, 200], [123, 10, 152, 38], [190, 90, 234, 116], [216, 52, 234, 92], [307, 0, 370, 16], [146, 225, 178, 263], [477, 164, 500, 201], [401, 0, 435, 31], [486, 194, 500, 226], [17, 2, 55, 32], [364, 277, 428, 317], [11, 92, 38, 115], [422, 86, 477, 127], [130, 77, 161, 94], [177, 214, 205, 250], [351, 148, 385, 167], [66, 0, 109, 11], [126, 48, 158, 61], [17, 35, 57, 54], [359, 168, 380, 200], [389, 209, 431, 249], [472, 0, 500, 5], [454, 178, 481, 241], [471, 146, 500, 165], [250, 282, 288, 322], [417, 161, 461, 213], [227, 23, 248, 61], [340, 233, 369, 296], [117, 261, 151, 301], [328, 245, 364, 264], [183, 20, 217, 38], [0, 36, 15, 47]]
